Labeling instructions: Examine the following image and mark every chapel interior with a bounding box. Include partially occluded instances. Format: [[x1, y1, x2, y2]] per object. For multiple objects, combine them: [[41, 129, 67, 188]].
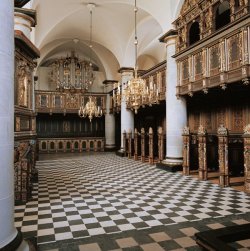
[[0, 0, 250, 250]]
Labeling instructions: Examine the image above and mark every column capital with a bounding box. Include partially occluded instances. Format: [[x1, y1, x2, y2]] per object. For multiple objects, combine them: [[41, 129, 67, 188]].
[[118, 67, 134, 74], [102, 80, 118, 85], [159, 29, 178, 46]]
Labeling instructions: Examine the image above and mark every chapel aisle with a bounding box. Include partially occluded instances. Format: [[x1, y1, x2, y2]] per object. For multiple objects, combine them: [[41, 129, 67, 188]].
[[15, 153, 250, 251]]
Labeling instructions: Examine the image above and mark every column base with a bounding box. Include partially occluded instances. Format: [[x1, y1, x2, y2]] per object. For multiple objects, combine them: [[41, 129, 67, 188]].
[[1, 230, 23, 251], [116, 149, 126, 157], [105, 144, 117, 152], [1, 230, 37, 251], [156, 157, 183, 172]]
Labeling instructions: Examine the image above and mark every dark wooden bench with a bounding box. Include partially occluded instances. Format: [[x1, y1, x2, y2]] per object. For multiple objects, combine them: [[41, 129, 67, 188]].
[[195, 223, 250, 251]]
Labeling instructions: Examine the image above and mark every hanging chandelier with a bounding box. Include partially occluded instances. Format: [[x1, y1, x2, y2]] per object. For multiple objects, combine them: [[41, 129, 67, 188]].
[[122, 0, 147, 114], [78, 3, 102, 122], [78, 96, 103, 122]]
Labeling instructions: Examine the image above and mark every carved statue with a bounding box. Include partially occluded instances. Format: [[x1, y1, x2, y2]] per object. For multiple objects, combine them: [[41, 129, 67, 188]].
[[244, 124, 250, 135], [17, 66, 28, 107], [217, 124, 228, 136]]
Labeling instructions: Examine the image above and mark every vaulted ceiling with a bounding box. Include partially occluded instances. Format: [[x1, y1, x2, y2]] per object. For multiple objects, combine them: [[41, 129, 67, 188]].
[[28, 0, 184, 81]]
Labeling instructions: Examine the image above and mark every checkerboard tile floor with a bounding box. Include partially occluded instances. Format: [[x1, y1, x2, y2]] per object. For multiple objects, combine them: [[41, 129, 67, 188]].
[[15, 153, 250, 250]]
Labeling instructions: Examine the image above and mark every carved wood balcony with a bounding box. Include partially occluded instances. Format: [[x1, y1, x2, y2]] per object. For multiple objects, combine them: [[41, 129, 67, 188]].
[[35, 90, 106, 115]]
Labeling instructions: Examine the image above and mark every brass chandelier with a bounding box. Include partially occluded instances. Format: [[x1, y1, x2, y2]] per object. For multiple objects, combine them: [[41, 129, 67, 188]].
[[78, 96, 103, 122], [122, 0, 147, 114], [78, 3, 103, 122]]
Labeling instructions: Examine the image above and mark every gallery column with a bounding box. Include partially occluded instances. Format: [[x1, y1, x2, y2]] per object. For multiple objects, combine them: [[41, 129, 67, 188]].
[[0, 0, 26, 250], [159, 30, 187, 170], [118, 68, 134, 154]]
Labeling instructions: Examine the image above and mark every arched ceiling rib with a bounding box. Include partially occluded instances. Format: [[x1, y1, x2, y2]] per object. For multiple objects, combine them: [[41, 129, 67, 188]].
[[31, 0, 183, 79]]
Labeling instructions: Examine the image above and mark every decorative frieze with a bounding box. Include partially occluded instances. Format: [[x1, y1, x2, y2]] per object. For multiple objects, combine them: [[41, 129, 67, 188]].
[[36, 91, 106, 115]]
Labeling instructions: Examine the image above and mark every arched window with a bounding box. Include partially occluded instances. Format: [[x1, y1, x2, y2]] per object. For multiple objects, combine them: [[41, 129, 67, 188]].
[[215, 1, 231, 30], [189, 21, 200, 45]]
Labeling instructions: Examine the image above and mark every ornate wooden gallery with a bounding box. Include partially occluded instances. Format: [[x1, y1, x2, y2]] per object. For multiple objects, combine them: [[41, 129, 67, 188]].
[[35, 91, 106, 153], [173, 0, 250, 192], [14, 7, 39, 202]]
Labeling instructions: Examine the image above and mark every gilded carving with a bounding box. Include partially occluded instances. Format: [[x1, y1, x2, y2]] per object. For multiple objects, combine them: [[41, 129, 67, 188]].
[[198, 125, 207, 180], [183, 126, 190, 135], [217, 124, 228, 135], [16, 117, 21, 132], [148, 127, 154, 165], [243, 124, 250, 193], [174, 0, 249, 95], [198, 125, 206, 135], [17, 60, 31, 107], [217, 125, 229, 187], [66, 93, 79, 109], [157, 127, 164, 163], [244, 124, 250, 135]]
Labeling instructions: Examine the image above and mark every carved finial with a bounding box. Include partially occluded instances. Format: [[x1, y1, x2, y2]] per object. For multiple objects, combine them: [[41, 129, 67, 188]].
[[217, 124, 228, 136], [183, 126, 190, 135], [149, 127, 153, 134], [141, 128, 145, 133], [198, 125, 206, 135], [244, 124, 250, 135], [158, 127, 163, 134], [134, 128, 138, 133]]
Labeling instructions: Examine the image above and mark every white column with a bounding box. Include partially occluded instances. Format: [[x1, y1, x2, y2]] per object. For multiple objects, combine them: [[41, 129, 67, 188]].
[[105, 93, 116, 150], [120, 69, 134, 150], [164, 35, 187, 166], [14, 12, 35, 39], [0, 0, 17, 248], [0, 2, 30, 250]]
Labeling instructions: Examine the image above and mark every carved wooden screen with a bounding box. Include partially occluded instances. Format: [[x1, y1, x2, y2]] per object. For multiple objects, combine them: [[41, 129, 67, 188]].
[[228, 32, 242, 70], [209, 43, 220, 76]]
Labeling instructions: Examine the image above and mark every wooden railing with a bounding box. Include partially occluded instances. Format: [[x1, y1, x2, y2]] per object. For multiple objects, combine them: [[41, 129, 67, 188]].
[[35, 90, 106, 115], [122, 127, 165, 165], [182, 124, 250, 193]]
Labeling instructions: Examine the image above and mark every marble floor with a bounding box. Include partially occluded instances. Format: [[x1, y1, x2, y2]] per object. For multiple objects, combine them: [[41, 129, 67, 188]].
[[15, 153, 250, 250]]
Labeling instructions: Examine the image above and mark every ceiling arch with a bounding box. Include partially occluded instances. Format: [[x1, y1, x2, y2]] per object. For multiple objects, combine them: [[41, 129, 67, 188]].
[[31, 0, 183, 78]]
